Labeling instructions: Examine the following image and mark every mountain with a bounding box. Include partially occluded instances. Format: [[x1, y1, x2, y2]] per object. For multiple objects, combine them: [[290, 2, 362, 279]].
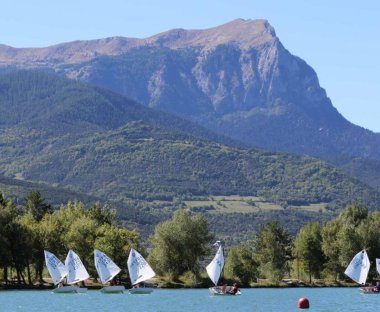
[[1, 19, 379, 188], [1, 70, 380, 240], [0, 70, 235, 142], [0, 19, 275, 65], [0, 19, 379, 157], [0, 71, 379, 216]]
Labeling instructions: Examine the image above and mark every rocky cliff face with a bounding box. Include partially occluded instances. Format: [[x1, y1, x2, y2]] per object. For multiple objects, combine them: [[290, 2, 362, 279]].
[[1, 19, 379, 160]]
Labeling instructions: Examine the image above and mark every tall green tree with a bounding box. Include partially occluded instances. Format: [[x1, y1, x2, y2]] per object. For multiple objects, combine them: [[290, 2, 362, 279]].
[[94, 223, 140, 281], [0, 195, 17, 283], [321, 219, 342, 280], [23, 191, 53, 282], [149, 209, 213, 277], [254, 221, 293, 282], [7, 215, 32, 284], [38, 212, 66, 259], [358, 212, 380, 258], [88, 203, 117, 226], [0, 195, 32, 284], [293, 222, 324, 283], [18, 214, 39, 284], [338, 203, 368, 227], [25, 191, 52, 221], [322, 203, 368, 280], [64, 215, 97, 274], [224, 242, 257, 286]]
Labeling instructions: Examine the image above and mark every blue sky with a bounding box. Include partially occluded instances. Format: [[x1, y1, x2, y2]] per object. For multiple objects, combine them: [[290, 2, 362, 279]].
[[1, 0, 379, 132]]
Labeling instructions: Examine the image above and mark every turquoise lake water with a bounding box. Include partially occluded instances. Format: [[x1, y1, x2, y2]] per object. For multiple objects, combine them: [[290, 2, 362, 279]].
[[1, 288, 379, 311]]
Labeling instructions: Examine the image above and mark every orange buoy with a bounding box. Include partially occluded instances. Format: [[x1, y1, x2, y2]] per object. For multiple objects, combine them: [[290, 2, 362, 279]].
[[297, 297, 310, 309]]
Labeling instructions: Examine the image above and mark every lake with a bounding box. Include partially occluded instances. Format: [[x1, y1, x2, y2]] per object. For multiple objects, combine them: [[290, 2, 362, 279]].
[[1, 288, 379, 311]]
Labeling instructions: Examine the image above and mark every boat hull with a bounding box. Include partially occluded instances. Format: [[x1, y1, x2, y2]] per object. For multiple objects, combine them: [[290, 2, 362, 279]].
[[209, 286, 241, 296], [52, 285, 87, 294], [128, 288, 154, 294], [100, 286, 125, 293], [360, 287, 380, 294]]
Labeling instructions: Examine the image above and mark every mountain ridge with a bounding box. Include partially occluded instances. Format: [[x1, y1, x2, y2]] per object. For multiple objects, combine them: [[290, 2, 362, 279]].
[[0, 19, 275, 65], [1, 19, 379, 187]]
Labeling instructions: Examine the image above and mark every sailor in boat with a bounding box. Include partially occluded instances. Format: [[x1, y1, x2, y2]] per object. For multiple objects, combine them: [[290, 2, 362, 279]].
[[363, 281, 380, 293], [228, 283, 239, 295], [372, 281, 380, 292]]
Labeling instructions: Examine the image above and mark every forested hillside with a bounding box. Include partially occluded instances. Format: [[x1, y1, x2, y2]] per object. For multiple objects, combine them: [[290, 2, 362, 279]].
[[0, 174, 99, 206]]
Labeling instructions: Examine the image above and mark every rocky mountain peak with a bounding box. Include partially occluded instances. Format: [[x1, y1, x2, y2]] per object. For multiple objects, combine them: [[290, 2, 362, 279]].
[[1, 19, 379, 162], [148, 18, 276, 50], [0, 19, 278, 65]]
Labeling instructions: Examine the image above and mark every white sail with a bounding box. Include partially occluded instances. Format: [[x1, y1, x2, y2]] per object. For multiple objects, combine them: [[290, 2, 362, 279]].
[[206, 245, 224, 286], [65, 250, 90, 284], [376, 258, 380, 276], [94, 249, 121, 284], [44, 250, 68, 285], [344, 250, 370, 285], [127, 248, 156, 285]]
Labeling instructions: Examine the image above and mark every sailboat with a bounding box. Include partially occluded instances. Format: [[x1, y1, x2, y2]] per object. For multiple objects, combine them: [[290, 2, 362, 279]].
[[44, 250, 77, 294], [127, 248, 156, 294], [94, 249, 125, 293], [65, 249, 90, 293], [206, 243, 241, 296], [344, 250, 379, 294]]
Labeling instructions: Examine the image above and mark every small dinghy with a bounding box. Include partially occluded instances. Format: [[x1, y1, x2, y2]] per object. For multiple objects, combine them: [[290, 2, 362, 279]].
[[344, 250, 380, 294], [127, 248, 156, 294], [94, 249, 125, 294], [209, 286, 242, 296], [206, 243, 241, 296], [53, 285, 82, 294], [359, 257, 380, 294], [64, 250, 90, 293], [44, 250, 76, 294]]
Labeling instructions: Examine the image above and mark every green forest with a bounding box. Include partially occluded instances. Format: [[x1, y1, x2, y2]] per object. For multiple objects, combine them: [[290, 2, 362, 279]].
[[1, 70, 380, 247], [1, 191, 378, 288]]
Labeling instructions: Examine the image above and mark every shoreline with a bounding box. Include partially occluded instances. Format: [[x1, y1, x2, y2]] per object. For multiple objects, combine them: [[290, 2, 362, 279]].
[[0, 282, 359, 291]]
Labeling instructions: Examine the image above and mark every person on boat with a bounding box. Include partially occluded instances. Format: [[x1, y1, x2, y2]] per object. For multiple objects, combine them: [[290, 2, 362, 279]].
[[374, 281, 380, 292], [229, 283, 238, 295]]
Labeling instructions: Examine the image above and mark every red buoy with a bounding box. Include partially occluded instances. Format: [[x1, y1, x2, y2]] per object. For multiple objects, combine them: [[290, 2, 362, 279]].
[[297, 297, 310, 309]]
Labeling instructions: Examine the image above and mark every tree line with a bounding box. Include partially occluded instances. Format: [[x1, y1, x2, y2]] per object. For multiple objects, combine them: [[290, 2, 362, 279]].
[[225, 203, 380, 286], [1, 191, 378, 287], [0, 191, 139, 285]]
